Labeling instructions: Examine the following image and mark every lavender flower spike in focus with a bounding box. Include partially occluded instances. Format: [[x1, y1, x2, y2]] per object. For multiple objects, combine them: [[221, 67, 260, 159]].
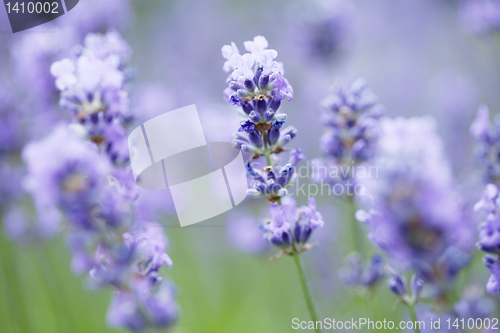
[[222, 36, 324, 331], [222, 36, 294, 160]]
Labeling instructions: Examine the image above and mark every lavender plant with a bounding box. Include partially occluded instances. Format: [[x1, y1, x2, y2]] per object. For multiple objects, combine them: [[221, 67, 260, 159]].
[[313, 79, 385, 292], [357, 117, 475, 329], [222, 36, 324, 331], [21, 31, 178, 332]]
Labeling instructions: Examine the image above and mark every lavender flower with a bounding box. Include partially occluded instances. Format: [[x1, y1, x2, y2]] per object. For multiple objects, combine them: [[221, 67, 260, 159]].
[[222, 36, 324, 325], [313, 79, 383, 195], [260, 197, 324, 252], [386, 268, 425, 307], [246, 149, 305, 202], [222, 36, 295, 158], [19, 31, 180, 332], [107, 280, 178, 332], [358, 117, 474, 288], [387, 269, 408, 297], [484, 254, 500, 293]]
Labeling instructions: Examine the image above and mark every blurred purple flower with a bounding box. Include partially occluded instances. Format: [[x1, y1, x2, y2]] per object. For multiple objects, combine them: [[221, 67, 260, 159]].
[[358, 117, 474, 288], [319, 78, 383, 164], [313, 79, 383, 197], [22, 124, 111, 227], [107, 280, 178, 332]]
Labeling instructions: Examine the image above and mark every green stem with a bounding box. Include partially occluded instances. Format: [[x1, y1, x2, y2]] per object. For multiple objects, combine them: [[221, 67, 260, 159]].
[[291, 252, 320, 333], [407, 302, 421, 333], [263, 132, 272, 166], [348, 196, 364, 256]]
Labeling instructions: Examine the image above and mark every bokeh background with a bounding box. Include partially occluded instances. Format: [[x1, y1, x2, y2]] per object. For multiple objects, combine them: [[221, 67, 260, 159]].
[[1, 0, 499, 332]]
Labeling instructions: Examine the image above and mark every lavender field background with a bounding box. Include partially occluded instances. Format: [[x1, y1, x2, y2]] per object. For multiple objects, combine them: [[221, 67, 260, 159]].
[[1, 0, 500, 332]]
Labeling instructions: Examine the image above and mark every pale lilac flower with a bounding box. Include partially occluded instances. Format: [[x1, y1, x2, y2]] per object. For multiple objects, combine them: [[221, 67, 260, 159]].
[[22, 124, 111, 223], [261, 199, 295, 248], [222, 36, 293, 146]]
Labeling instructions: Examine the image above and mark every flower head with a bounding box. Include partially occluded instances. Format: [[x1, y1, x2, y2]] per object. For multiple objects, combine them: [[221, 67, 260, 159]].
[[222, 36, 293, 119]]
